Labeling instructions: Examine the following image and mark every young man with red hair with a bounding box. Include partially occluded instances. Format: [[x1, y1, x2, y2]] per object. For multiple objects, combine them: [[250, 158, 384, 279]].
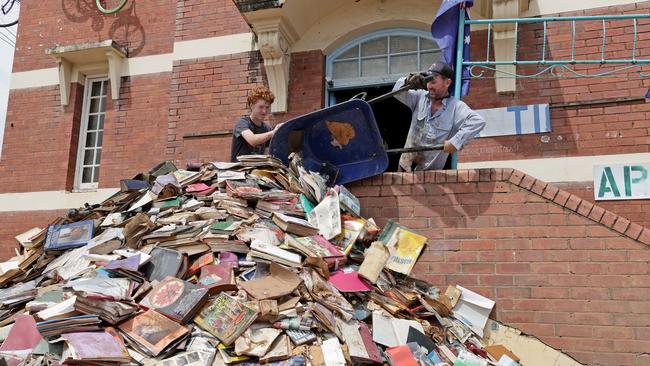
[[230, 86, 284, 162]]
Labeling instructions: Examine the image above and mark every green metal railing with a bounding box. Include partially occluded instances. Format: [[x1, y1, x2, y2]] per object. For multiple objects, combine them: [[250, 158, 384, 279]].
[[450, 11, 650, 168]]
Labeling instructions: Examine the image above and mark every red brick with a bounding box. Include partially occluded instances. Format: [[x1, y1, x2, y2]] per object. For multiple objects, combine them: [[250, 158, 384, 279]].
[[556, 324, 594, 337], [461, 263, 495, 274], [532, 238, 569, 249], [565, 194, 582, 211], [530, 179, 547, 195], [500, 168, 514, 181], [531, 262, 570, 274], [624, 222, 644, 241], [541, 184, 559, 200], [553, 190, 571, 206], [531, 287, 569, 299], [576, 200, 594, 217], [638, 228, 650, 245], [445, 170, 458, 183], [519, 175, 536, 190], [466, 169, 480, 182], [478, 169, 491, 182], [588, 205, 606, 222], [612, 217, 631, 235], [479, 275, 514, 286], [600, 210, 619, 228], [508, 170, 526, 185], [460, 240, 495, 250], [351, 186, 381, 197], [496, 263, 531, 274]]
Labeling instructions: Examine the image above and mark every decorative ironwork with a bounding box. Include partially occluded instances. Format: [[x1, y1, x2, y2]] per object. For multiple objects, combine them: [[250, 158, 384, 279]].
[[462, 13, 650, 80], [468, 64, 650, 79]]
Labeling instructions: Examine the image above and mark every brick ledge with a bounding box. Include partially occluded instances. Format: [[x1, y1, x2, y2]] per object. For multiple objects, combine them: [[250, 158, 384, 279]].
[[350, 168, 650, 246]]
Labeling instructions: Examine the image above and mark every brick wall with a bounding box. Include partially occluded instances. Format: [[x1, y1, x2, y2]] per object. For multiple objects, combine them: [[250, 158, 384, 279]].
[[558, 181, 650, 230], [0, 72, 171, 192], [174, 0, 250, 42], [0, 84, 81, 192], [276, 50, 326, 122], [349, 169, 650, 366], [12, 0, 176, 72], [166, 51, 266, 164], [99, 73, 172, 188], [460, 2, 650, 163]]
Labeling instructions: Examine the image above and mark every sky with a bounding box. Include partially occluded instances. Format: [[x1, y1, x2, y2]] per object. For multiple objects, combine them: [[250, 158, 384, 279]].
[[0, 5, 19, 159]]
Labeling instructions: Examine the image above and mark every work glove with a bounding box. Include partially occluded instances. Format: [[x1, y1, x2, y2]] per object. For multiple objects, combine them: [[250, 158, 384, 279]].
[[406, 72, 430, 90], [398, 153, 414, 172]]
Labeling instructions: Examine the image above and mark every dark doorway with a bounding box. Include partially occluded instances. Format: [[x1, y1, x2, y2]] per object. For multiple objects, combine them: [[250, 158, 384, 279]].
[[330, 85, 412, 172]]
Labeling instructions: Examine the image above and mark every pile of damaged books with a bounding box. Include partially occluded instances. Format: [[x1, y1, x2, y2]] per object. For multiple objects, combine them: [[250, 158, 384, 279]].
[[1, 154, 522, 366]]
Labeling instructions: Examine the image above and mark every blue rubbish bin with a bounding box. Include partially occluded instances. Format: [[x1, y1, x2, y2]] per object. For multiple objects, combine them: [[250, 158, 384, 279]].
[[269, 99, 389, 185]]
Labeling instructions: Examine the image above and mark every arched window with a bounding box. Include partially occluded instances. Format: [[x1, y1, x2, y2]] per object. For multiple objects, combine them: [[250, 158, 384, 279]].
[[326, 28, 442, 100]]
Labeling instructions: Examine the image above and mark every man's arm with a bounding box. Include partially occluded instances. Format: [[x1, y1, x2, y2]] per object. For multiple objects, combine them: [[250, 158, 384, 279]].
[[392, 77, 421, 110], [240, 123, 284, 147], [446, 102, 486, 153]]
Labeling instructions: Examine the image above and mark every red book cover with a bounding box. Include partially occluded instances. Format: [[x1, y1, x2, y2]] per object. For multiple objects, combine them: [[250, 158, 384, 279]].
[[198, 264, 237, 294]]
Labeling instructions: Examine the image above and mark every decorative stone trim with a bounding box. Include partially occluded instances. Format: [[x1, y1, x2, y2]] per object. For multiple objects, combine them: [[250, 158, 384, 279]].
[[45, 40, 127, 106]]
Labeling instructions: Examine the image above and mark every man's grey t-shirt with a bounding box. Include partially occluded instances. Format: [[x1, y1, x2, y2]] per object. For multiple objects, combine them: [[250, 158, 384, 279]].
[[230, 117, 272, 162]]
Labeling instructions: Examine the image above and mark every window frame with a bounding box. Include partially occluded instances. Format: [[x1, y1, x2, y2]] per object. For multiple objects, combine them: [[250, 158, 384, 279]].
[[325, 28, 442, 104], [73, 75, 109, 191]]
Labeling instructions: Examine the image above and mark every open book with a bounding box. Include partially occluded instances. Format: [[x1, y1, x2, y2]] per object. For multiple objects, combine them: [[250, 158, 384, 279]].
[[371, 311, 424, 348]]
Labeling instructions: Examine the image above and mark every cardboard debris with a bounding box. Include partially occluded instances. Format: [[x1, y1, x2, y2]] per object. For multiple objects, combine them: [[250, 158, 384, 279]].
[[0, 154, 580, 366], [240, 263, 302, 300]]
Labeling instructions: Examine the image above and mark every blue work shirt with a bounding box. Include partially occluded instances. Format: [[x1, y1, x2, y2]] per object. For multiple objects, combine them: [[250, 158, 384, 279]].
[[393, 77, 486, 170]]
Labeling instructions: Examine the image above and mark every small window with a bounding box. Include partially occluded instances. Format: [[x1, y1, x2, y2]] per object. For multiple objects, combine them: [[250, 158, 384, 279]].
[[75, 77, 107, 190]]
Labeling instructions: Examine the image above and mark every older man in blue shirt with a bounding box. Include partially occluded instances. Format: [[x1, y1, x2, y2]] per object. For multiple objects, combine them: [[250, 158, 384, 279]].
[[393, 62, 486, 172]]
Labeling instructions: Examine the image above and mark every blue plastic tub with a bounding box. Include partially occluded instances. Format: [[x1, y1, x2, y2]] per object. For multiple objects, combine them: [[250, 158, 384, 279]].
[[269, 99, 389, 185]]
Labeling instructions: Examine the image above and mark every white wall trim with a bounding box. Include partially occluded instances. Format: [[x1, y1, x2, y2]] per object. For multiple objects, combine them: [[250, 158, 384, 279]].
[[0, 189, 119, 212], [458, 153, 650, 183], [172, 32, 256, 61], [10, 68, 59, 90], [9, 33, 257, 90], [124, 53, 173, 76]]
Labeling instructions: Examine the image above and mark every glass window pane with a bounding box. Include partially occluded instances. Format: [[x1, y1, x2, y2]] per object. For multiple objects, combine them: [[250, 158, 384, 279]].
[[361, 58, 387, 77], [97, 114, 104, 130], [94, 149, 102, 165], [390, 54, 418, 75], [88, 115, 99, 131], [85, 132, 96, 148], [96, 131, 104, 147], [89, 96, 106, 114], [89, 98, 101, 114], [83, 149, 94, 165], [390, 36, 417, 53], [93, 167, 100, 183], [420, 38, 438, 51], [420, 51, 442, 69], [333, 60, 358, 79], [82, 167, 93, 183], [337, 45, 358, 60], [91, 81, 102, 97], [361, 37, 387, 57]]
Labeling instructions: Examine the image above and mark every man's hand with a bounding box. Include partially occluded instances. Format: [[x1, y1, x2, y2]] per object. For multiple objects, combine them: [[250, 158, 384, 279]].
[[443, 140, 457, 154], [273, 122, 285, 132], [406, 73, 428, 90], [398, 153, 414, 172]]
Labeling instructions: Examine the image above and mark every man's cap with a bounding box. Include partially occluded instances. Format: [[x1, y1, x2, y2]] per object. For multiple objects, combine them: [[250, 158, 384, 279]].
[[426, 61, 454, 80]]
